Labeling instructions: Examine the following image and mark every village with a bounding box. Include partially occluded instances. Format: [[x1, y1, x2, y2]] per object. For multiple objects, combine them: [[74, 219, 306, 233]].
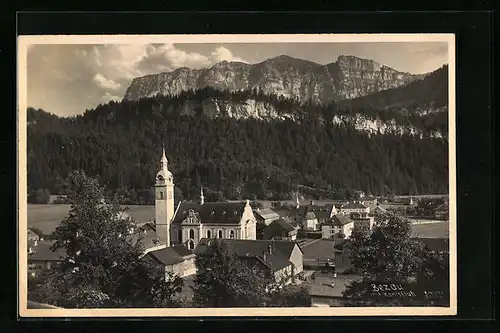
[[27, 148, 450, 308]]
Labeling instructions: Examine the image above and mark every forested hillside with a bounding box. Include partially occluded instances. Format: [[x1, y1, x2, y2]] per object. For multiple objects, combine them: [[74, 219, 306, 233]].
[[27, 88, 448, 204]]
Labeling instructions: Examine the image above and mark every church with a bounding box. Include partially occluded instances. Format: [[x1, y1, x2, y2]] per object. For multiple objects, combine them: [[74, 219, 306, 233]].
[[153, 147, 257, 250]]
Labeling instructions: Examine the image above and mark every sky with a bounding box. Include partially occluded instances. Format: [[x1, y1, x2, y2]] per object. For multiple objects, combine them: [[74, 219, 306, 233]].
[[26, 42, 449, 117]]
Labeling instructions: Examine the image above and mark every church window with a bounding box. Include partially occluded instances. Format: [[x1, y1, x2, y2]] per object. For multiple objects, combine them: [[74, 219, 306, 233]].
[[229, 230, 235, 239], [207, 230, 211, 238], [178, 229, 182, 242], [160, 191, 164, 200], [189, 229, 195, 240], [187, 240, 195, 250], [218, 230, 223, 239]]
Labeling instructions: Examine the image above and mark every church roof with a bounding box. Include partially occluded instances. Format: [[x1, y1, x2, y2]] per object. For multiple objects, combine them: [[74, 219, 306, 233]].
[[172, 201, 247, 225]]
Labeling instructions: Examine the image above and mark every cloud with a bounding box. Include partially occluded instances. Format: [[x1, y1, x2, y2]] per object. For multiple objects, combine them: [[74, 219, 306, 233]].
[[92, 73, 122, 91], [209, 46, 247, 63], [101, 92, 121, 103]]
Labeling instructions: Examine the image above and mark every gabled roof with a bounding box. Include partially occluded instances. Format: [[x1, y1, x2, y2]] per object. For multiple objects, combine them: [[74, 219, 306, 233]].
[[304, 212, 317, 220], [295, 204, 334, 220], [253, 208, 279, 220], [342, 202, 368, 210], [146, 244, 194, 266], [194, 238, 301, 272], [172, 201, 247, 225], [28, 227, 45, 238], [329, 214, 354, 226], [28, 241, 66, 262], [263, 219, 295, 240]]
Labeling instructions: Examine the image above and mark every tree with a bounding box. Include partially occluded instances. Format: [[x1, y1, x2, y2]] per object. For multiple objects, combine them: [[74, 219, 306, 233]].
[[192, 239, 309, 307], [343, 212, 448, 306], [192, 240, 272, 307], [39, 170, 184, 308]]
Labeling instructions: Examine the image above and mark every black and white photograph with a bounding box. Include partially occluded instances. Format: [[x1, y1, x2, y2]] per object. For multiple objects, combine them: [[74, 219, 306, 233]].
[[18, 34, 456, 317]]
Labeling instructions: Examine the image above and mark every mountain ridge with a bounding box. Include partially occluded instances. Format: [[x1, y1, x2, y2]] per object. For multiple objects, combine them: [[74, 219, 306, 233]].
[[123, 54, 433, 103]]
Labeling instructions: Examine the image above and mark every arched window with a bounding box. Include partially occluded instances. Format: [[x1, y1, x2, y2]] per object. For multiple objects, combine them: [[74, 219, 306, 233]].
[[218, 230, 223, 239], [160, 191, 164, 200], [207, 230, 211, 238], [189, 229, 195, 240], [178, 229, 182, 242], [187, 239, 195, 250], [229, 230, 235, 239]]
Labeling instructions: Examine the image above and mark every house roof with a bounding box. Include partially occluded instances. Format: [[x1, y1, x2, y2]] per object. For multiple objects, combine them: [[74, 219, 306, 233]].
[[372, 206, 387, 213], [263, 219, 296, 240], [363, 196, 377, 201], [28, 241, 66, 262], [172, 201, 247, 225], [296, 204, 333, 220], [253, 208, 279, 220], [342, 202, 368, 210], [28, 227, 45, 238], [194, 238, 301, 272], [304, 212, 317, 220], [146, 244, 194, 266], [329, 214, 354, 226]]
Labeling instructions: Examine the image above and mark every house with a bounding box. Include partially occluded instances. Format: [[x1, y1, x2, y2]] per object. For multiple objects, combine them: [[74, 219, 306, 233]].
[[340, 202, 369, 217], [28, 227, 45, 242], [27, 240, 66, 276], [263, 218, 297, 241], [143, 244, 197, 278], [321, 214, 355, 239], [434, 204, 449, 220], [350, 215, 375, 231], [194, 238, 304, 285], [293, 201, 337, 226], [370, 205, 387, 216], [253, 208, 280, 226], [361, 196, 378, 206], [309, 275, 361, 307], [302, 212, 319, 231]]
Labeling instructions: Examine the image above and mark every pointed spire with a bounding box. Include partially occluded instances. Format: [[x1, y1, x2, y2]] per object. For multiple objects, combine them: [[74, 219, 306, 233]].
[[296, 192, 300, 209], [200, 186, 205, 205], [160, 143, 168, 169]]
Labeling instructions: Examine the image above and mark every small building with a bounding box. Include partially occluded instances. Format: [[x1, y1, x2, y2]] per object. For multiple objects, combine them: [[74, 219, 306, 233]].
[[350, 215, 375, 231], [340, 202, 369, 217], [263, 218, 297, 241], [293, 201, 337, 226], [253, 208, 280, 226], [370, 205, 387, 216], [321, 214, 355, 239], [28, 227, 45, 242], [302, 212, 319, 231], [143, 244, 197, 279], [27, 240, 66, 276], [194, 238, 304, 285], [361, 196, 378, 206], [434, 204, 449, 220]]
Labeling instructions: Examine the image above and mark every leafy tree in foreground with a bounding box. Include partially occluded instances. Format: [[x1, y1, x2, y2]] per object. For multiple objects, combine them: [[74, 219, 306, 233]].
[[192, 240, 311, 307], [35, 170, 184, 308], [343, 212, 449, 306]]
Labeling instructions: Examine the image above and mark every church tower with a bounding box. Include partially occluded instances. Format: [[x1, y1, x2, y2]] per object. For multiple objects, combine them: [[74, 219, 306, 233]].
[[155, 146, 175, 246], [200, 186, 205, 205]]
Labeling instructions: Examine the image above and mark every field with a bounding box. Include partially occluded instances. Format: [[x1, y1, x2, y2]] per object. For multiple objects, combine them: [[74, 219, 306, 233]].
[[28, 204, 155, 235]]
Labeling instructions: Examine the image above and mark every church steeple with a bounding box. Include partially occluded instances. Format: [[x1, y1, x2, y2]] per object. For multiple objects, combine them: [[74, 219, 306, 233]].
[[200, 186, 205, 205], [160, 144, 168, 170], [296, 192, 300, 209]]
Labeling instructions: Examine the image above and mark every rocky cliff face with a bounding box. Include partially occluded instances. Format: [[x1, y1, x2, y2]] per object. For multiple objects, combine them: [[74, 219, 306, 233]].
[[152, 97, 444, 139], [123, 55, 426, 103]]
